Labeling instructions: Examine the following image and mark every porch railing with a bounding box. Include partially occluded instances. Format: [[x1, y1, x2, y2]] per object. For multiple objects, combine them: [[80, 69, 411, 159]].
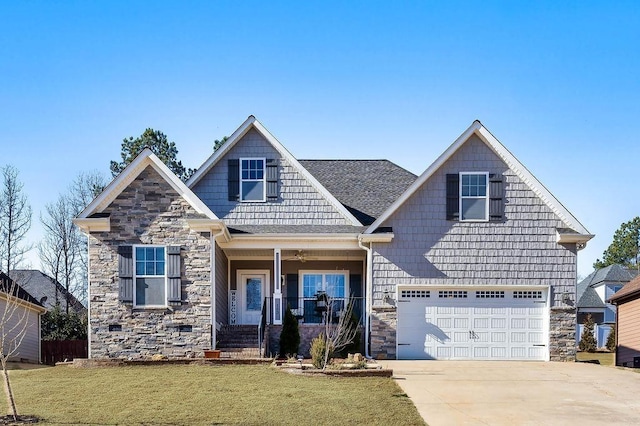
[[263, 297, 365, 325], [258, 298, 267, 356]]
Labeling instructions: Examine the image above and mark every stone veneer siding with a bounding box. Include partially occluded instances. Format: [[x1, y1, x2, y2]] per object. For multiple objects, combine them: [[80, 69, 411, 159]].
[[370, 135, 579, 360], [549, 308, 576, 361], [370, 307, 397, 360], [267, 324, 364, 358], [88, 166, 212, 359]]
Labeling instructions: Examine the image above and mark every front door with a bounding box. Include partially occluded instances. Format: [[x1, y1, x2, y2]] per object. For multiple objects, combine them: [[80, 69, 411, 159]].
[[239, 272, 267, 324]]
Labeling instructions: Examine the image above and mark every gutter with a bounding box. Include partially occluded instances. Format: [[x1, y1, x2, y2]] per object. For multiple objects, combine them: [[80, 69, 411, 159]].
[[357, 236, 373, 359], [211, 228, 227, 350]]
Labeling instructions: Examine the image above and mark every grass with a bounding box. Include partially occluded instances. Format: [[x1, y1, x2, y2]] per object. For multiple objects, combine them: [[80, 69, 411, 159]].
[[4, 364, 425, 425], [576, 351, 615, 366]]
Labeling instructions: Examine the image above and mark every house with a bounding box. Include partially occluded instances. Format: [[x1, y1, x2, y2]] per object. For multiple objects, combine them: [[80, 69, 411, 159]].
[[608, 275, 640, 366], [74, 116, 593, 361], [576, 264, 636, 348], [0, 272, 46, 363], [10, 269, 87, 316]]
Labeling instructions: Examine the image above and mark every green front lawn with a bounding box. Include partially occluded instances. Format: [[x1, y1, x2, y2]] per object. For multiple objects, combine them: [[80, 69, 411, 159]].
[[5, 364, 424, 425], [576, 351, 615, 366]]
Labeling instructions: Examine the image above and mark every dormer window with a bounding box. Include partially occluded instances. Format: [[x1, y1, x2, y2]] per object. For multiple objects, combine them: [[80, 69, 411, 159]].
[[240, 158, 265, 202]]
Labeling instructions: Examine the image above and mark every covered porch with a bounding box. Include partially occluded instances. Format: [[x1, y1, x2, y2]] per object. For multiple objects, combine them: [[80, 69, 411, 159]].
[[213, 240, 368, 357]]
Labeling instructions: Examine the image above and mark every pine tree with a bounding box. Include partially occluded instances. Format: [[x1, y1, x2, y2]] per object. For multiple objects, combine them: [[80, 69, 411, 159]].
[[578, 314, 597, 352], [278, 306, 300, 357], [606, 326, 616, 352]]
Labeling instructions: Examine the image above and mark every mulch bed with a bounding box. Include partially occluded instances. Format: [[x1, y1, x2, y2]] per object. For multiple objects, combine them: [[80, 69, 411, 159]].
[[0, 415, 39, 425]]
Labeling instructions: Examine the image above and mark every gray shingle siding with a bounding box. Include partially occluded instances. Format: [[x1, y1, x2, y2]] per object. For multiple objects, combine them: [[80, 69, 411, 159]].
[[215, 242, 228, 325], [192, 128, 353, 226], [372, 134, 577, 307]]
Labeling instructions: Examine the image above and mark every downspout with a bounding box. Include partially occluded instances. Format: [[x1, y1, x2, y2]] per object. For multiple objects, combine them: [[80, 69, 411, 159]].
[[210, 229, 226, 350], [358, 237, 372, 359], [85, 232, 91, 359]]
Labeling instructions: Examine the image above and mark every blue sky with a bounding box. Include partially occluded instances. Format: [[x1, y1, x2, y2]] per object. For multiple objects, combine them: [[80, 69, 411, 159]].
[[1, 1, 638, 278]]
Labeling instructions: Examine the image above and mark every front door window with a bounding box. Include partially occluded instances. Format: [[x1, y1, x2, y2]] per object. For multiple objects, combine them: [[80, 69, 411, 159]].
[[239, 272, 267, 325]]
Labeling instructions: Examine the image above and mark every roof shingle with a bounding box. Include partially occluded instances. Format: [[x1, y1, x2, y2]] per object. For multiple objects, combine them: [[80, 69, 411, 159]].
[[298, 160, 417, 225]]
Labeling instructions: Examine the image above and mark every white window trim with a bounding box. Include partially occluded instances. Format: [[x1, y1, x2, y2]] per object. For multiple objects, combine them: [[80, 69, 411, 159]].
[[239, 157, 266, 202], [133, 245, 168, 308], [459, 171, 489, 222]]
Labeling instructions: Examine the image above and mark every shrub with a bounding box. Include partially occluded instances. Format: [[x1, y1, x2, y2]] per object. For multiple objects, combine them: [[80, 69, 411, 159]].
[[41, 305, 87, 340], [606, 326, 616, 352], [578, 314, 597, 352], [278, 305, 300, 357], [310, 334, 332, 369]]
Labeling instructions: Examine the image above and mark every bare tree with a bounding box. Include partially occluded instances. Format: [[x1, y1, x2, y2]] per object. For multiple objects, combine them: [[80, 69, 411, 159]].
[[318, 295, 360, 370], [40, 194, 80, 314], [39, 171, 105, 309], [0, 274, 36, 421], [68, 171, 106, 305], [0, 165, 32, 273]]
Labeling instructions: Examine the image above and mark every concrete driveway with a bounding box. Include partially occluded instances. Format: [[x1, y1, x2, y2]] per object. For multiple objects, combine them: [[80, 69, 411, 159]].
[[381, 361, 640, 426]]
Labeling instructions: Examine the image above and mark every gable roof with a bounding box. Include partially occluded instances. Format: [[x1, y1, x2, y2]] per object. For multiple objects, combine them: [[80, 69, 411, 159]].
[[186, 116, 362, 226], [365, 120, 593, 240], [10, 270, 86, 314], [0, 271, 45, 312], [77, 148, 217, 221], [299, 160, 417, 225], [577, 264, 637, 308]]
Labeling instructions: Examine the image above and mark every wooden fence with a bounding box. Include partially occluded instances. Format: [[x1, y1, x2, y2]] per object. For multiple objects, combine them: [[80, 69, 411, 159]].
[[41, 340, 88, 365]]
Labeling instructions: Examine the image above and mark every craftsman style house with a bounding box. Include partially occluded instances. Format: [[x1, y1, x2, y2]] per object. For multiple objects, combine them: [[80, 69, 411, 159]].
[[75, 116, 592, 361]]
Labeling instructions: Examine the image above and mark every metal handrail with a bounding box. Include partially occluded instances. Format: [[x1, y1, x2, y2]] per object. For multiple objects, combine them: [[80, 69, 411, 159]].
[[258, 298, 267, 357]]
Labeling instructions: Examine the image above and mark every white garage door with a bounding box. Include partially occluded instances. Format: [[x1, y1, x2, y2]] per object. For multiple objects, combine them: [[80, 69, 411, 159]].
[[397, 288, 548, 360]]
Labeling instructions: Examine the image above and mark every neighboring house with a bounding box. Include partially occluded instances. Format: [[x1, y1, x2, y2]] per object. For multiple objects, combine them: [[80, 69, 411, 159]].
[[609, 275, 640, 367], [10, 269, 87, 317], [576, 264, 637, 348], [0, 272, 46, 363], [74, 116, 593, 361]]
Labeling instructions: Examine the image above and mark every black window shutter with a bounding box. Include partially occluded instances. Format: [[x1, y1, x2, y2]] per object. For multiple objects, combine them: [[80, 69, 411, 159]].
[[167, 245, 182, 304], [266, 159, 279, 200], [118, 245, 133, 303], [286, 274, 298, 309], [489, 174, 504, 221], [446, 174, 460, 221], [228, 159, 240, 201]]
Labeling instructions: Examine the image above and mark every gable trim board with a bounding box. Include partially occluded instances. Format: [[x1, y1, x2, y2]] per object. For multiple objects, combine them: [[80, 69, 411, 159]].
[[366, 120, 593, 245], [186, 116, 362, 227], [76, 148, 218, 223]]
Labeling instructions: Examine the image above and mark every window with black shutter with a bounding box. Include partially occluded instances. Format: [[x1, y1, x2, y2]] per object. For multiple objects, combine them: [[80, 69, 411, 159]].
[[117, 245, 182, 308], [446, 172, 504, 221]]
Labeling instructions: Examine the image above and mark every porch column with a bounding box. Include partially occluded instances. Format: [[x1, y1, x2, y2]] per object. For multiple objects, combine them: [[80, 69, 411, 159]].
[[273, 248, 283, 325]]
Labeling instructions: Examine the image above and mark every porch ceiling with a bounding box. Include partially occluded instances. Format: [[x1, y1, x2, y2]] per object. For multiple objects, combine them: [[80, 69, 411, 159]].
[[222, 248, 365, 261]]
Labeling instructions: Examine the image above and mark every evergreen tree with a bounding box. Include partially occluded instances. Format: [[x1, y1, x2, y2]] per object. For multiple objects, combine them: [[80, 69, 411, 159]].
[[606, 326, 616, 352], [278, 306, 300, 357], [578, 314, 597, 352], [594, 217, 640, 269], [110, 128, 194, 181]]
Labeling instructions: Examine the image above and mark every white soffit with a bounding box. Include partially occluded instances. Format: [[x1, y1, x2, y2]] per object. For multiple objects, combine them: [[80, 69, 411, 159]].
[[77, 148, 218, 220], [186, 116, 363, 227], [366, 121, 592, 237]]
